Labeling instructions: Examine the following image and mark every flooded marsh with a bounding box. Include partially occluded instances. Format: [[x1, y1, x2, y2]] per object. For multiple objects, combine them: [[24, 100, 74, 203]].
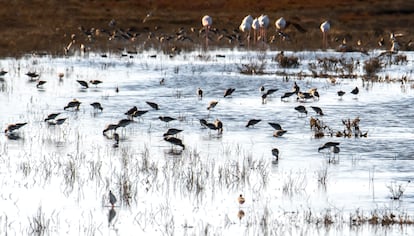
[[1, 49, 414, 235]]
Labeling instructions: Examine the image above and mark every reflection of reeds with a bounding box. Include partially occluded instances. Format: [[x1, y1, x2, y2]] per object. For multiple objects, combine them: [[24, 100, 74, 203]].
[[28, 206, 50, 235]]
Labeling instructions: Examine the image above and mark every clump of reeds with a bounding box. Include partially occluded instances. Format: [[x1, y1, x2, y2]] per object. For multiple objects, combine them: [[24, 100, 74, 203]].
[[274, 51, 299, 68], [363, 58, 382, 77], [28, 206, 50, 235]]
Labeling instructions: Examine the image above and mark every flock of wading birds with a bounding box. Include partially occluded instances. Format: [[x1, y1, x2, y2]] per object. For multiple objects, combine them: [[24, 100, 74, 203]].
[[2, 68, 361, 164]]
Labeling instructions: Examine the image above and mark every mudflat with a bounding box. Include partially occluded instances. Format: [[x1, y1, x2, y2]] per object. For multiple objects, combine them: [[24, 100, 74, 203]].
[[1, 0, 413, 57]]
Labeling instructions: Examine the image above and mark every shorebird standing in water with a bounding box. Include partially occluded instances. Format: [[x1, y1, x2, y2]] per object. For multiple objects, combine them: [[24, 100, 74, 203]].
[[64, 99, 81, 110], [4, 122, 27, 134], [197, 88, 203, 100]]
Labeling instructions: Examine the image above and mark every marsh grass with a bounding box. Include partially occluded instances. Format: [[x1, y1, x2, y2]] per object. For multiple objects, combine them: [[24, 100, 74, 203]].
[[28, 206, 50, 236]]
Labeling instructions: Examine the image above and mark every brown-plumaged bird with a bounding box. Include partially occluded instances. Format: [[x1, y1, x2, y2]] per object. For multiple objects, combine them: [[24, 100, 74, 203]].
[[238, 194, 245, 205], [246, 119, 261, 128], [4, 122, 27, 133], [76, 80, 89, 88], [146, 101, 159, 110], [164, 136, 185, 150], [207, 100, 218, 110], [273, 129, 288, 137], [90, 80, 102, 86], [64, 99, 81, 110], [214, 119, 223, 134]]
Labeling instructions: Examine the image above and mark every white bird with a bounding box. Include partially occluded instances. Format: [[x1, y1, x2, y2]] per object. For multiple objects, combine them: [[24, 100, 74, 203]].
[[240, 15, 253, 48], [275, 17, 287, 30], [201, 15, 213, 49], [258, 14, 270, 41], [320, 21, 330, 49], [252, 18, 260, 43]]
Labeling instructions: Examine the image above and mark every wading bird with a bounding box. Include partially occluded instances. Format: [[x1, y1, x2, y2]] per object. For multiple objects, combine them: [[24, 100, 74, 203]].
[[224, 88, 236, 98], [125, 106, 138, 117], [103, 124, 119, 134], [4, 122, 27, 133], [201, 15, 213, 48], [36, 80, 46, 88], [272, 148, 279, 162], [238, 194, 245, 206], [159, 116, 176, 124], [109, 190, 117, 207], [273, 129, 287, 137], [163, 128, 183, 137], [64, 99, 81, 110], [350, 86, 359, 96], [90, 102, 103, 111], [337, 90, 345, 98], [76, 80, 89, 88], [294, 105, 308, 117], [207, 100, 218, 110], [44, 113, 61, 122], [268, 122, 282, 130], [320, 21, 330, 49], [246, 119, 261, 128], [146, 101, 159, 110], [90, 80, 102, 87], [311, 106, 324, 116], [164, 136, 185, 150], [197, 88, 203, 100]]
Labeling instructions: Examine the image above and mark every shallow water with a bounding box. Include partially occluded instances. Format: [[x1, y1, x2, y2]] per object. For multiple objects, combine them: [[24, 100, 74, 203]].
[[0, 49, 414, 235]]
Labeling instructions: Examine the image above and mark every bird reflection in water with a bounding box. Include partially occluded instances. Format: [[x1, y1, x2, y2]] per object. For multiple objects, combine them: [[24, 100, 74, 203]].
[[108, 208, 116, 227]]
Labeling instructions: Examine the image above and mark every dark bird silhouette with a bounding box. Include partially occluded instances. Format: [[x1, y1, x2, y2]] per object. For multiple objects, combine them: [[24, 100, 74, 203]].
[[103, 124, 119, 134], [337, 90, 346, 97], [224, 88, 236, 98], [246, 119, 261, 128], [90, 80, 102, 86], [260, 85, 265, 93], [76, 80, 89, 88], [44, 113, 61, 122], [36, 80, 46, 88], [0, 70, 7, 76], [318, 142, 340, 152], [132, 110, 148, 120], [293, 81, 300, 93], [109, 190, 117, 207], [49, 118, 67, 126], [64, 99, 81, 110], [207, 100, 218, 110], [125, 106, 138, 116], [266, 89, 278, 96], [163, 128, 183, 137], [311, 106, 324, 116], [26, 72, 39, 79], [294, 105, 307, 116], [159, 116, 176, 123], [281, 91, 296, 101], [164, 136, 185, 150], [146, 101, 159, 110], [261, 93, 268, 104], [297, 92, 314, 101], [272, 148, 279, 162], [117, 119, 133, 128], [350, 87, 359, 95], [113, 132, 120, 145], [108, 208, 116, 226], [197, 88, 203, 100], [199, 119, 208, 128], [90, 102, 103, 111], [4, 122, 27, 133], [268, 122, 282, 130], [273, 129, 287, 137]]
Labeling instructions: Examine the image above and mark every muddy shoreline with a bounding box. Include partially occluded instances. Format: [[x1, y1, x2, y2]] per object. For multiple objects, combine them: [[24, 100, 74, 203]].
[[1, 1, 413, 57]]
